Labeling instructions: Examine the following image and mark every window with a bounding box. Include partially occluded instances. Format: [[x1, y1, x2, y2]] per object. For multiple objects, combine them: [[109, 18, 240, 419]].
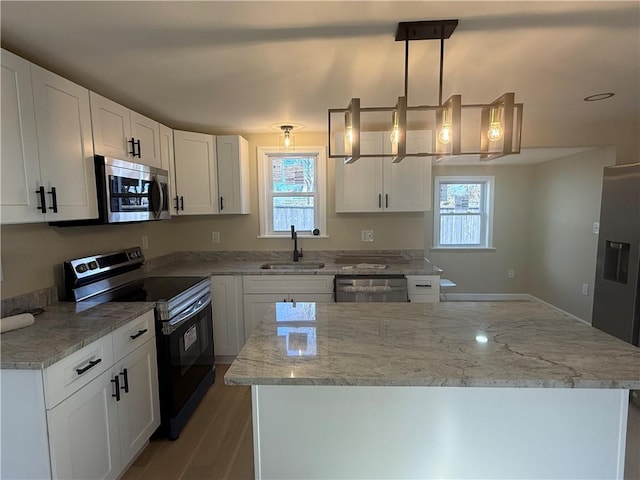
[[257, 146, 327, 237], [433, 176, 494, 248]]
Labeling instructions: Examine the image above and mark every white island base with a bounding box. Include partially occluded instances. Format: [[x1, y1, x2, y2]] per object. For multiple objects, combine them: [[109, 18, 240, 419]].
[[252, 385, 629, 479]]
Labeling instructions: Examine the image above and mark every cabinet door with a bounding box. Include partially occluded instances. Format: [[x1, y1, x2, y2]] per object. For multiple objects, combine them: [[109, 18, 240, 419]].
[[173, 130, 219, 215], [383, 130, 432, 212], [335, 132, 384, 212], [89, 91, 132, 159], [131, 111, 161, 169], [212, 276, 245, 357], [47, 369, 121, 480], [216, 135, 250, 214], [159, 124, 177, 214], [31, 65, 98, 221], [243, 293, 284, 342], [115, 338, 160, 468], [1, 49, 43, 224]]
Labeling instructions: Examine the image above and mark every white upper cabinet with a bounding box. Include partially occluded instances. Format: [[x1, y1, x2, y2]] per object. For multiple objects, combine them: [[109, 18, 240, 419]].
[[172, 130, 219, 215], [216, 135, 250, 214], [159, 124, 176, 214], [1, 48, 97, 224], [31, 64, 98, 222], [335, 130, 432, 212], [1, 49, 42, 224], [90, 92, 161, 168]]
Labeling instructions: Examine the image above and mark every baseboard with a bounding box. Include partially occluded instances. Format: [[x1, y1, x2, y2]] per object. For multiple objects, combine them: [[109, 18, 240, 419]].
[[526, 295, 590, 325], [444, 293, 590, 325], [215, 355, 237, 365], [445, 293, 532, 301]]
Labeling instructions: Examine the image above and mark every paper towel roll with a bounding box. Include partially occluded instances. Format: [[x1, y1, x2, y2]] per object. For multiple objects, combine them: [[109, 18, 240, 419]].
[[0, 313, 35, 333]]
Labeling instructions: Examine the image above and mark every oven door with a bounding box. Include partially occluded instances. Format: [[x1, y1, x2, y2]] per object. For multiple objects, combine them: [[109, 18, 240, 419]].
[[156, 297, 214, 423], [101, 157, 170, 222]]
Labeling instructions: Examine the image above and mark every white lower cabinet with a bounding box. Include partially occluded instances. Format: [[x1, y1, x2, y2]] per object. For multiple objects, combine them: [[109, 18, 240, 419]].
[[406, 275, 440, 303], [211, 275, 245, 361], [47, 368, 121, 480], [114, 338, 160, 468], [242, 275, 335, 342], [0, 311, 160, 480]]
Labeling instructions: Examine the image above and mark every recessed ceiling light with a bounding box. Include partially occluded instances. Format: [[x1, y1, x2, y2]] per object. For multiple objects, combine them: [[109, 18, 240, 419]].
[[584, 93, 615, 102]]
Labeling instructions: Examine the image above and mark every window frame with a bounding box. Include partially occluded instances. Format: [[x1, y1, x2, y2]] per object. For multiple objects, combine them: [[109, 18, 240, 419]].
[[257, 146, 327, 238], [432, 175, 495, 250]]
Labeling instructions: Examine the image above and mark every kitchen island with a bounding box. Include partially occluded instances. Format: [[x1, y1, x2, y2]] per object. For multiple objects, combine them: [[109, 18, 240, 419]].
[[225, 300, 640, 479]]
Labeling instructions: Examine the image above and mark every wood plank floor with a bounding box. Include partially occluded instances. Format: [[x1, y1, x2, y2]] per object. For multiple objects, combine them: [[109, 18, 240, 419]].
[[121, 364, 254, 480]]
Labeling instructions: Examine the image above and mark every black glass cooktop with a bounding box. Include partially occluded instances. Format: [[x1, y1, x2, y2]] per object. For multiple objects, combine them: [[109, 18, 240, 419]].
[[112, 276, 208, 303]]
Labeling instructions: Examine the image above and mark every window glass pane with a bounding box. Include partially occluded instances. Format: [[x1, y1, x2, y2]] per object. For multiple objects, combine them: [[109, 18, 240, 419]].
[[440, 214, 481, 245], [273, 196, 315, 232], [271, 157, 315, 193], [439, 183, 481, 213]]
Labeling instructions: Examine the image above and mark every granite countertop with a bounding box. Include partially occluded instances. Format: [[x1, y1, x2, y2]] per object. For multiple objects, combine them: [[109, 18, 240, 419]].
[[147, 252, 442, 277], [1, 302, 155, 370], [225, 300, 640, 389]]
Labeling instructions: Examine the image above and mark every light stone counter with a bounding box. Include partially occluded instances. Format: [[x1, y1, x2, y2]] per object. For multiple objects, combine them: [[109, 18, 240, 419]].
[[225, 300, 640, 389], [1, 301, 155, 369], [145, 250, 442, 277]]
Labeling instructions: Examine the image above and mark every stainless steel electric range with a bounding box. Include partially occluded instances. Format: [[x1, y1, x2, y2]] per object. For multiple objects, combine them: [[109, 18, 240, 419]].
[[64, 247, 215, 440]]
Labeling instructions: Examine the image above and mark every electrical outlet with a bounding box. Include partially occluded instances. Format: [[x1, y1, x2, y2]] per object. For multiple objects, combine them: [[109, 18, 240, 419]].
[[581, 283, 589, 296], [507, 268, 515, 279], [212, 231, 220, 243], [141, 236, 149, 250], [593, 222, 599, 234], [361, 230, 374, 242]]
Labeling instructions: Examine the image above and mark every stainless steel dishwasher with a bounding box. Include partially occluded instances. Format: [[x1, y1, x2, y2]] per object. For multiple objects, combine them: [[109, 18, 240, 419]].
[[334, 275, 408, 302]]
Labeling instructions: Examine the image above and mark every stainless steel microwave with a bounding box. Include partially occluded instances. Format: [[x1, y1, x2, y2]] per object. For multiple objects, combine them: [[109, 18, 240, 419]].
[[96, 156, 170, 223]]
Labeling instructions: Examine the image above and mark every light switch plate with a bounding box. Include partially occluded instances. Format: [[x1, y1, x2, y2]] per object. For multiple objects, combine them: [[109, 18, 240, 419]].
[[361, 230, 374, 242], [212, 231, 221, 243], [593, 222, 599, 234], [141, 236, 149, 250]]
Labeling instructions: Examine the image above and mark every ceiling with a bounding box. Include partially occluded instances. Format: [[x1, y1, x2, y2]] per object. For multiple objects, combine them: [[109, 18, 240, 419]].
[[1, 1, 639, 163]]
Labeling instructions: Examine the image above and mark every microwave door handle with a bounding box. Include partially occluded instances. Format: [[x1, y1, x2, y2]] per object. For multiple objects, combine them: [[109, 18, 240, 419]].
[[151, 176, 164, 219]]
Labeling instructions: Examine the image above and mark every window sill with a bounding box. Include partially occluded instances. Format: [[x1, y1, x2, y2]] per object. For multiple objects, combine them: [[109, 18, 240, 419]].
[[430, 247, 496, 253], [257, 235, 330, 239]]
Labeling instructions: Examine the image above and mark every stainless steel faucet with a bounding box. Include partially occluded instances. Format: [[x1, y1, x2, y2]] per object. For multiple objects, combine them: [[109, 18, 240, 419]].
[[291, 225, 302, 262]]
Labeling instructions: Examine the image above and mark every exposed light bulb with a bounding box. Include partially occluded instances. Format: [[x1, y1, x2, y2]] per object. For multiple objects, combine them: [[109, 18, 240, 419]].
[[280, 125, 294, 150], [390, 125, 399, 145], [487, 122, 503, 142], [438, 124, 452, 145], [283, 132, 291, 149], [345, 126, 353, 144]]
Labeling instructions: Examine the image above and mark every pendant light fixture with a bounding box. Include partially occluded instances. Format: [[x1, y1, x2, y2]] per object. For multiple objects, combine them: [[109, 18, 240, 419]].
[[279, 125, 295, 151], [328, 20, 523, 163]]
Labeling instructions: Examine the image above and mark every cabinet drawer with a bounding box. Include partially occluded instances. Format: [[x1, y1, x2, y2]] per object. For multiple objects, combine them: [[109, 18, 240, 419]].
[[243, 275, 334, 294], [406, 275, 440, 295], [112, 310, 155, 361], [409, 294, 439, 304], [43, 335, 114, 409]]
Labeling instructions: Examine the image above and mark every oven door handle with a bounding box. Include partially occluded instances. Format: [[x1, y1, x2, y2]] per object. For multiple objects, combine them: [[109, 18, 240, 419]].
[[168, 293, 212, 327]]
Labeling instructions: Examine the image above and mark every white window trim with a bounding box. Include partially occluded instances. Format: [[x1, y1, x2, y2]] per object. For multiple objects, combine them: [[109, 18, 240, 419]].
[[257, 146, 327, 238], [433, 175, 495, 249]]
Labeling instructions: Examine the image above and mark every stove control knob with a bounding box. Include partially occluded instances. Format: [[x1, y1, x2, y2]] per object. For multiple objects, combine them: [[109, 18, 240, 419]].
[[88, 261, 98, 270], [75, 263, 88, 274]]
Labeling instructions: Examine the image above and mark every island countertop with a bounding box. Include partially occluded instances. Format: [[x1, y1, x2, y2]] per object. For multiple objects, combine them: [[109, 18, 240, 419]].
[[225, 300, 640, 389]]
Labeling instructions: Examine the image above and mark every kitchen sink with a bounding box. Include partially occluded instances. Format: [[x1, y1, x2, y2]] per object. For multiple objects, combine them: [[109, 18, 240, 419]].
[[260, 262, 325, 270]]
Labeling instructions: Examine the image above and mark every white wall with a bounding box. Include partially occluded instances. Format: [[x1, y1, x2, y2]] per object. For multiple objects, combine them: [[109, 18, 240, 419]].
[[424, 164, 534, 294], [528, 146, 616, 323]]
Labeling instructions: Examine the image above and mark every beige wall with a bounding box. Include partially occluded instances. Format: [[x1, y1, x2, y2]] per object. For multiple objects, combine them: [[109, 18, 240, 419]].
[[528, 146, 616, 322], [0, 132, 425, 299], [424, 164, 535, 294]]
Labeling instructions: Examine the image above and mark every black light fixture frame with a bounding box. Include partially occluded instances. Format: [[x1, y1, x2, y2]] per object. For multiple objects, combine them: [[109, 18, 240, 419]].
[[327, 19, 523, 163]]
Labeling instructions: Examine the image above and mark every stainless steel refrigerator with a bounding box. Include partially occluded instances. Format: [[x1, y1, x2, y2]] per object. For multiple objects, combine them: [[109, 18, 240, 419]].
[[592, 162, 640, 346]]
